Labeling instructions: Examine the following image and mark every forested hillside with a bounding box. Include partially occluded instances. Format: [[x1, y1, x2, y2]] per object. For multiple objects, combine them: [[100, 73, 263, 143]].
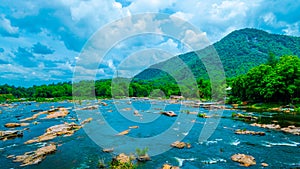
[[135, 28, 300, 80]]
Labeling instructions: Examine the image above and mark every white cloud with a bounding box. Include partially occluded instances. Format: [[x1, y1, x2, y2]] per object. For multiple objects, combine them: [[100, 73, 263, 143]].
[[283, 22, 300, 36], [171, 12, 193, 21], [0, 15, 19, 36]]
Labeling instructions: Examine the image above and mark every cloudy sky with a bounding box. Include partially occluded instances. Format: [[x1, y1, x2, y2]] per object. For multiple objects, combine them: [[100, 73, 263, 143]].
[[0, 0, 299, 87]]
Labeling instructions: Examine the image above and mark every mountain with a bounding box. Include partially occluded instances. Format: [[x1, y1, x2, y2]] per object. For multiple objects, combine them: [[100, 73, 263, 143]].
[[134, 28, 300, 81]]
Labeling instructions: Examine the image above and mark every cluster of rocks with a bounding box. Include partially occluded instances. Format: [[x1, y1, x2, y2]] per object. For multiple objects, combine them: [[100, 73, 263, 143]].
[[231, 154, 256, 167], [162, 164, 180, 169], [235, 129, 265, 136], [232, 113, 258, 121], [251, 123, 300, 135]]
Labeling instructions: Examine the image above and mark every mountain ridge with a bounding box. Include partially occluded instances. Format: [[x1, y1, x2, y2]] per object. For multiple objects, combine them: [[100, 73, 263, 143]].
[[134, 28, 300, 81]]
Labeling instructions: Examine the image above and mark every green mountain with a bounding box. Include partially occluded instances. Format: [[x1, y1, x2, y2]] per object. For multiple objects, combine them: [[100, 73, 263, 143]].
[[134, 28, 300, 81]]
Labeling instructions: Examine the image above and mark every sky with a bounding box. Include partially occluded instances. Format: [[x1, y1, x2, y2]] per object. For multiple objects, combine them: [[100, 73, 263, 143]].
[[0, 0, 299, 87]]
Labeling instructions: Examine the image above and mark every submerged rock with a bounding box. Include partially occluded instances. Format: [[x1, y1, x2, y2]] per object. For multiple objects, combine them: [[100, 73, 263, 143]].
[[0, 130, 23, 140], [235, 129, 265, 136], [78, 105, 98, 110], [261, 162, 269, 167], [231, 153, 256, 167], [12, 144, 56, 166], [171, 141, 186, 149], [4, 123, 29, 128]]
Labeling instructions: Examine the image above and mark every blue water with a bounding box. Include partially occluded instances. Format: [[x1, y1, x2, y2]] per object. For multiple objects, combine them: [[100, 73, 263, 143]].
[[0, 100, 299, 169]]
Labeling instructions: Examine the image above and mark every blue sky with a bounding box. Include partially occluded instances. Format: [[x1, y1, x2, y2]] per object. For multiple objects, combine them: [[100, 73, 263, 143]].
[[0, 0, 299, 87]]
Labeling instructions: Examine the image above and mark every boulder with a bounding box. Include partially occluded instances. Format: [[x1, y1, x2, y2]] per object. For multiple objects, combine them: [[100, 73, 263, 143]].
[[171, 141, 186, 149], [0, 130, 23, 140], [111, 153, 135, 168], [12, 144, 56, 166], [261, 163, 269, 167], [250, 123, 280, 129], [231, 154, 256, 167]]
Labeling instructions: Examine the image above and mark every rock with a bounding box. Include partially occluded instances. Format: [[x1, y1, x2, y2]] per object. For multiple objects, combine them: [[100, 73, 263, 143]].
[[80, 117, 93, 125], [0, 130, 23, 140], [231, 153, 256, 167], [250, 123, 281, 129], [161, 111, 177, 117], [186, 143, 191, 148], [122, 108, 132, 111], [162, 164, 180, 169], [129, 126, 139, 129], [171, 141, 186, 149], [261, 163, 269, 167], [21, 107, 69, 121], [111, 153, 135, 169], [281, 126, 300, 135], [112, 153, 130, 164], [12, 144, 56, 166], [235, 129, 265, 136], [25, 123, 82, 144], [137, 154, 151, 162], [45, 108, 69, 119], [100, 102, 108, 106], [4, 123, 29, 128], [116, 129, 130, 136], [78, 105, 98, 110], [102, 148, 114, 153]]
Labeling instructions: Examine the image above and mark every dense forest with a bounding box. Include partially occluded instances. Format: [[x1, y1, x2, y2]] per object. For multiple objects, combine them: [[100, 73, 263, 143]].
[[230, 55, 300, 104], [0, 78, 211, 102]]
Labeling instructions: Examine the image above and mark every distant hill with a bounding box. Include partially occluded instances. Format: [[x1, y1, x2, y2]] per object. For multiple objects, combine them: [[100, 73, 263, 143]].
[[134, 28, 300, 81]]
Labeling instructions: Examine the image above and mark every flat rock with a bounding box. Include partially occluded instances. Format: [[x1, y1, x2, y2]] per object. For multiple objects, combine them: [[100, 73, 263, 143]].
[[4, 123, 29, 128], [12, 144, 56, 166], [25, 122, 82, 144], [0, 130, 23, 140], [231, 153, 256, 167]]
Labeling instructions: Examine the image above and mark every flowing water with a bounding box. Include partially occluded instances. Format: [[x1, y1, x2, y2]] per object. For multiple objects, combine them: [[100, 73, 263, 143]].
[[0, 100, 299, 169]]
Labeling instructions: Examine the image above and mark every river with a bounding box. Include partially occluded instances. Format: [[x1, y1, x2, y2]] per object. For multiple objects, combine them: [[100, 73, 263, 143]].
[[0, 99, 299, 168]]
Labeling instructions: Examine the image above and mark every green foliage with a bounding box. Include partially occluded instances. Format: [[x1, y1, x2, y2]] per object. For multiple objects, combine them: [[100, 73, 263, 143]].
[[197, 113, 206, 118], [231, 55, 300, 103], [136, 147, 149, 156]]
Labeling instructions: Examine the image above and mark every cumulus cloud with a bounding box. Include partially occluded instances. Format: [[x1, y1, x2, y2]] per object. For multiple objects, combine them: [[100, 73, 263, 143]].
[[0, 0, 299, 86]]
